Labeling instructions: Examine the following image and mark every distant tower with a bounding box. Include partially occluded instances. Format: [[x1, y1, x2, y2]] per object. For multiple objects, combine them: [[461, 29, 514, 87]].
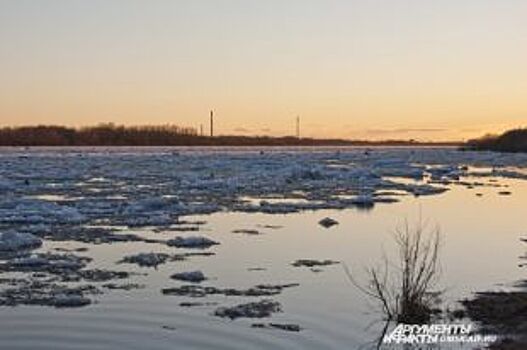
[[296, 115, 300, 138], [200, 124, 203, 136], [210, 110, 214, 137]]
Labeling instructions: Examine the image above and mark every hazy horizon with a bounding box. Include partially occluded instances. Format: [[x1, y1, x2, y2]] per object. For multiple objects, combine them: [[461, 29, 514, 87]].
[[1, 0, 526, 141]]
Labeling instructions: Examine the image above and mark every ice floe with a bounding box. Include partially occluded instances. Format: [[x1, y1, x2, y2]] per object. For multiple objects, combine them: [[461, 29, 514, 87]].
[[251, 323, 302, 332], [292, 259, 339, 268], [166, 236, 219, 249], [214, 300, 282, 319], [0, 231, 42, 251], [318, 217, 339, 228], [162, 283, 299, 298], [118, 252, 175, 267], [170, 270, 206, 283]]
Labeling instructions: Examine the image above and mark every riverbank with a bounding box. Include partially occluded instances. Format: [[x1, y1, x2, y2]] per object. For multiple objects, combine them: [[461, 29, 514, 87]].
[[462, 287, 527, 349], [466, 128, 527, 153]]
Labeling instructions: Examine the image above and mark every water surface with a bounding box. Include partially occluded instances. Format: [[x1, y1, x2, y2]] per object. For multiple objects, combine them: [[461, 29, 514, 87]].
[[0, 147, 525, 349]]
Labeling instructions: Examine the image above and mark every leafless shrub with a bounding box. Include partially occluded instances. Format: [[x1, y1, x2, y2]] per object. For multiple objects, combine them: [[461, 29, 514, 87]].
[[346, 219, 443, 324]]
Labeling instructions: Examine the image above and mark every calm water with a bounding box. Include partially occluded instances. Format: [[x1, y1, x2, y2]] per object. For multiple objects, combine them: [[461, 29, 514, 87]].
[[0, 147, 525, 349]]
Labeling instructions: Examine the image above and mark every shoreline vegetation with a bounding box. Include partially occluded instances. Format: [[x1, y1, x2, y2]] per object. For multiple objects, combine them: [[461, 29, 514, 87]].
[[0, 124, 460, 147], [465, 128, 527, 153], [348, 220, 442, 325]]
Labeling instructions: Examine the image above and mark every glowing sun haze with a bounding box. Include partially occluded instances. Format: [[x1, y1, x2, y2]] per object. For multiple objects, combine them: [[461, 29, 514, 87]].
[[1, 0, 526, 141]]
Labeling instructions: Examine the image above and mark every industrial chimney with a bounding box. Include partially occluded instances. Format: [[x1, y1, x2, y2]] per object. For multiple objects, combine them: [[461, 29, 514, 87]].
[[210, 110, 214, 137], [296, 115, 300, 139]]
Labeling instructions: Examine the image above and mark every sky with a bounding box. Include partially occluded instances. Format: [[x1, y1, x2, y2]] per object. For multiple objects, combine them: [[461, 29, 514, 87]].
[[1, 0, 526, 141]]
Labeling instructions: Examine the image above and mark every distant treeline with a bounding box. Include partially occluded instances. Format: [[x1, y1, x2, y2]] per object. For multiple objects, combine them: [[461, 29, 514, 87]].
[[0, 124, 198, 146], [0, 124, 458, 147], [465, 128, 527, 153]]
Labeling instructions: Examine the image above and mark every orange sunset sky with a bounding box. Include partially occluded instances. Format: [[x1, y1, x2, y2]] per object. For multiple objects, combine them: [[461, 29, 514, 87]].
[[1, 0, 526, 141]]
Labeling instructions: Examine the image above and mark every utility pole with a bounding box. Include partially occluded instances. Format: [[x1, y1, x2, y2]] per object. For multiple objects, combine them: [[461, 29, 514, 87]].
[[296, 115, 300, 139], [210, 110, 214, 137]]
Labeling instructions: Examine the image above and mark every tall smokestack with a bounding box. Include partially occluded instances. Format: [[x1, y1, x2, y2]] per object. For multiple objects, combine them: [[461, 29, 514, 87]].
[[210, 110, 214, 137], [296, 115, 300, 139]]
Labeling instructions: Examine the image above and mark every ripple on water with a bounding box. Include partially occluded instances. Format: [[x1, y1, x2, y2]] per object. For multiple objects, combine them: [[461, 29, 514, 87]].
[[0, 299, 360, 350]]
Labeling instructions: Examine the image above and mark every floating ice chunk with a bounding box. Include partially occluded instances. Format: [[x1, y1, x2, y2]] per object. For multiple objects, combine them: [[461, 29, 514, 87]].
[[9, 256, 49, 267], [251, 323, 302, 332], [292, 259, 339, 267], [232, 229, 262, 235], [288, 166, 324, 181], [53, 294, 91, 308], [214, 300, 282, 319], [318, 217, 339, 228], [125, 213, 173, 227], [54, 206, 86, 224], [429, 166, 461, 181], [124, 197, 185, 215], [6, 253, 89, 271], [258, 202, 300, 214], [373, 158, 408, 167], [373, 162, 425, 179], [118, 252, 171, 267], [407, 184, 448, 196], [18, 224, 52, 235], [49, 258, 86, 270], [123, 197, 182, 226], [0, 231, 42, 251], [351, 194, 375, 208], [0, 199, 85, 225], [171, 270, 206, 283], [166, 236, 219, 249], [162, 283, 298, 297]]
